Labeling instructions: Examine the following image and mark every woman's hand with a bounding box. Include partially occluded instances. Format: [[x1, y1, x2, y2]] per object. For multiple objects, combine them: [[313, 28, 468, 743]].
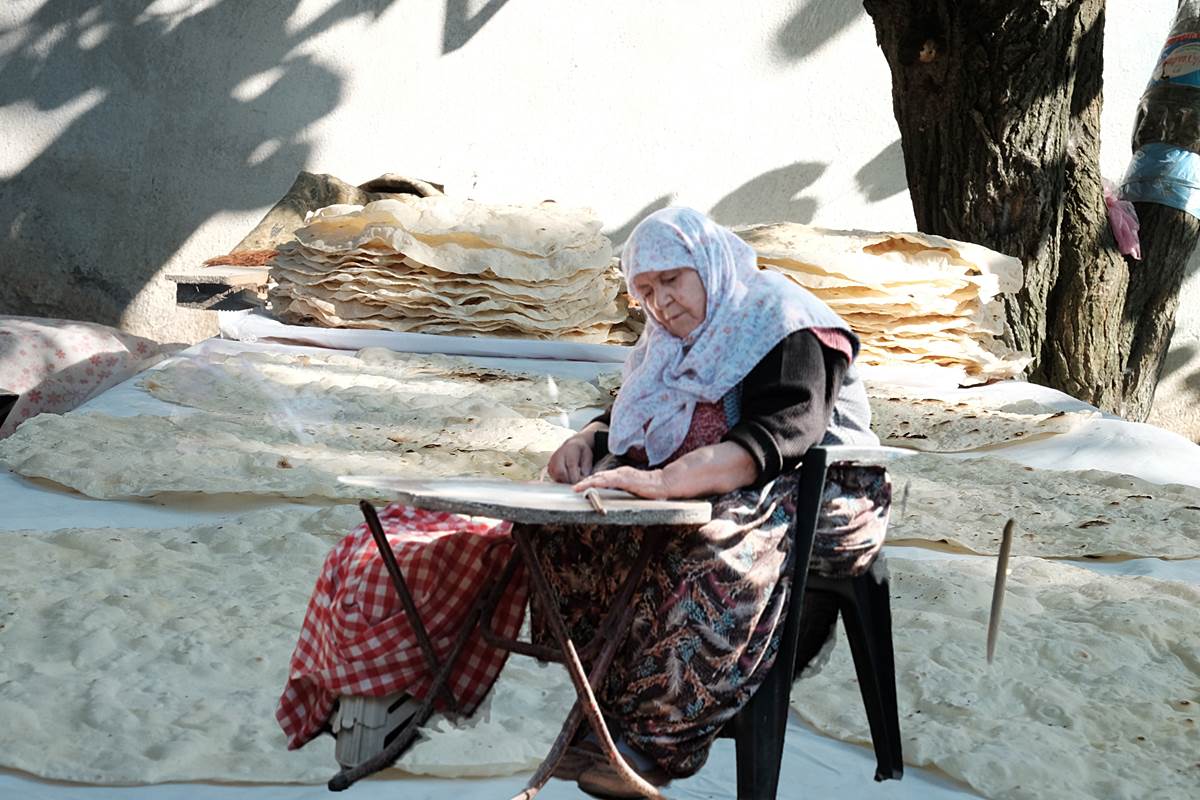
[[573, 466, 674, 500], [573, 441, 758, 500], [547, 433, 595, 484]]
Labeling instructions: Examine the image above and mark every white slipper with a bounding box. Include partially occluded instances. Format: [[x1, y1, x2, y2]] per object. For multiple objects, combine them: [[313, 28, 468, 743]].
[[332, 692, 422, 770]]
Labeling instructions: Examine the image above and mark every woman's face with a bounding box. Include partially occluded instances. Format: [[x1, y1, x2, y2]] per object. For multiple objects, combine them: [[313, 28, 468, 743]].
[[631, 267, 707, 338]]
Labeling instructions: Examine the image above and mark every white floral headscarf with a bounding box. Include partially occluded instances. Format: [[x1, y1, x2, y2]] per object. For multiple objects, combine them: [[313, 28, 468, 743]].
[[608, 207, 856, 465]]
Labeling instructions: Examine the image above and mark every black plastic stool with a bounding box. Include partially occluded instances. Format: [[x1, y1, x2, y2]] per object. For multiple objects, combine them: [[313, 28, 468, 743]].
[[717, 447, 825, 800], [718, 445, 907, 799], [804, 556, 903, 782]]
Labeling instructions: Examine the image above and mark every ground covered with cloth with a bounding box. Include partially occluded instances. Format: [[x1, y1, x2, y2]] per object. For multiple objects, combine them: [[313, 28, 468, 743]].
[[0, 350, 609, 501], [886, 454, 1200, 558], [791, 557, 1200, 800], [0, 506, 578, 785]]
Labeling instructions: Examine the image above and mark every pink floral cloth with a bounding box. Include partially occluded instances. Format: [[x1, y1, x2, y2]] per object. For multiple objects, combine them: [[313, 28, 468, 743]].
[[0, 316, 173, 438], [610, 207, 857, 465]]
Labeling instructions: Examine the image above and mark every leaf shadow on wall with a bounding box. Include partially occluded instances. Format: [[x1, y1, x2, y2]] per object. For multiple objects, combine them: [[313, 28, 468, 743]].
[[1149, 340, 1200, 441], [443, 0, 512, 54], [604, 195, 675, 248], [855, 138, 908, 202], [0, 0, 400, 329], [1159, 342, 1197, 382], [709, 161, 827, 227], [608, 161, 829, 251], [772, 0, 864, 62], [1157, 341, 1200, 408]]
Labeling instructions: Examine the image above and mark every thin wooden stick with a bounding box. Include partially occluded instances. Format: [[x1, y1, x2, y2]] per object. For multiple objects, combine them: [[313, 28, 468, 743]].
[[987, 518, 1015, 664], [584, 487, 607, 515]]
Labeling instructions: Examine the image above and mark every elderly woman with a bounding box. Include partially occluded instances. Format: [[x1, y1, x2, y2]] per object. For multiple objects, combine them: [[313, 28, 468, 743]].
[[276, 208, 890, 799], [533, 207, 889, 796]]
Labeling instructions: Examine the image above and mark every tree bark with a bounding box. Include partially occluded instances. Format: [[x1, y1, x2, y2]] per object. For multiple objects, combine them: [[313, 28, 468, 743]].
[[1033, 2, 1130, 411], [863, 0, 1197, 419]]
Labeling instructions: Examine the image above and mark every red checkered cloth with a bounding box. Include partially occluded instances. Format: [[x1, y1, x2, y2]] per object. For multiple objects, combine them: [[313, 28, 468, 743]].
[[276, 503, 527, 749]]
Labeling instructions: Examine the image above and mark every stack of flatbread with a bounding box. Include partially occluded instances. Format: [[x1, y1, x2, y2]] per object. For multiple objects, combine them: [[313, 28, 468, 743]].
[[736, 223, 1031, 383], [267, 196, 635, 343]]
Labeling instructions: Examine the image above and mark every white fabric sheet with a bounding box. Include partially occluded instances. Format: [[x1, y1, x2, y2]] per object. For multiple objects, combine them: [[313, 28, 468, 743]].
[[0, 729, 977, 799], [219, 309, 631, 363]]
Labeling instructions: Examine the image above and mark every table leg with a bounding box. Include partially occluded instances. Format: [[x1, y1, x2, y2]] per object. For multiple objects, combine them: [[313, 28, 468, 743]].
[[509, 526, 669, 800], [329, 506, 515, 791], [359, 500, 460, 711], [328, 570, 503, 791]]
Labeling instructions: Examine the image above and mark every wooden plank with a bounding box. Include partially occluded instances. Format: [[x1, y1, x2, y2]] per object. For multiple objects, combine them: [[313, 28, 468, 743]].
[[338, 476, 712, 526], [164, 266, 270, 288]]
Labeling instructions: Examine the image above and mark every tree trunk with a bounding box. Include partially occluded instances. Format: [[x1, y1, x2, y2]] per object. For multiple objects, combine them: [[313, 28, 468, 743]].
[[863, 0, 1197, 419], [1120, 203, 1200, 418]]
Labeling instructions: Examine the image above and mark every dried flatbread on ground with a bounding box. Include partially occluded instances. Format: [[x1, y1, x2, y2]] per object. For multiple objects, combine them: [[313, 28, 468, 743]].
[[868, 391, 1098, 452], [0, 411, 570, 500], [141, 348, 609, 423], [792, 557, 1200, 800], [0, 508, 573, 784], [887, 454, 1200, 558], [592, 373, 1096, 453]]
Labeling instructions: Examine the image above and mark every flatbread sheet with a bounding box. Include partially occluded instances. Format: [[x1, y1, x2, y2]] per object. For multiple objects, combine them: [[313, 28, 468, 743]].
[[737, 223, 1022, 295], [592, 375, 1095, 453], [868, 392, 1098, 452], [887, 454, 1200, 558], [141, 348, 609, 423], [792, 556, 1200, 800], [270, 283, 626, 330], [0, 508, 576, 784], [294, 198, 612, 280], [268, 197, 631, 342], [270, 294, 627, 342], [0, 508, 359, 784], [0, 411, 570, 500]]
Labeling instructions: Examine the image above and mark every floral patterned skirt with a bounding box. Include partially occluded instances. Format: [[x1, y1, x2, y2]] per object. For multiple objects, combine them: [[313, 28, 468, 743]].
[[526, 465, 891, 778]]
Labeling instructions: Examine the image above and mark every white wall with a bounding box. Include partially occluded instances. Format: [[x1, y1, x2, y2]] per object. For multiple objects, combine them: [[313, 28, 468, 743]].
[[0, 0, 1195, 432], [0, 0, 914, 342]]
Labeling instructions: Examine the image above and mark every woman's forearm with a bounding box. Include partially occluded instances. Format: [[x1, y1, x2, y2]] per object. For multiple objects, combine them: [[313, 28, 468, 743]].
[[661, 440, 758, 498]]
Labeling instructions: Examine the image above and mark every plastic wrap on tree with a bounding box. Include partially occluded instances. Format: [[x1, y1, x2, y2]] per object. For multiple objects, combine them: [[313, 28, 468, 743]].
[[1103, 179, 1142, 259], [1132, 1, 1200, 151], [1124, 1, 1200, 219]]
